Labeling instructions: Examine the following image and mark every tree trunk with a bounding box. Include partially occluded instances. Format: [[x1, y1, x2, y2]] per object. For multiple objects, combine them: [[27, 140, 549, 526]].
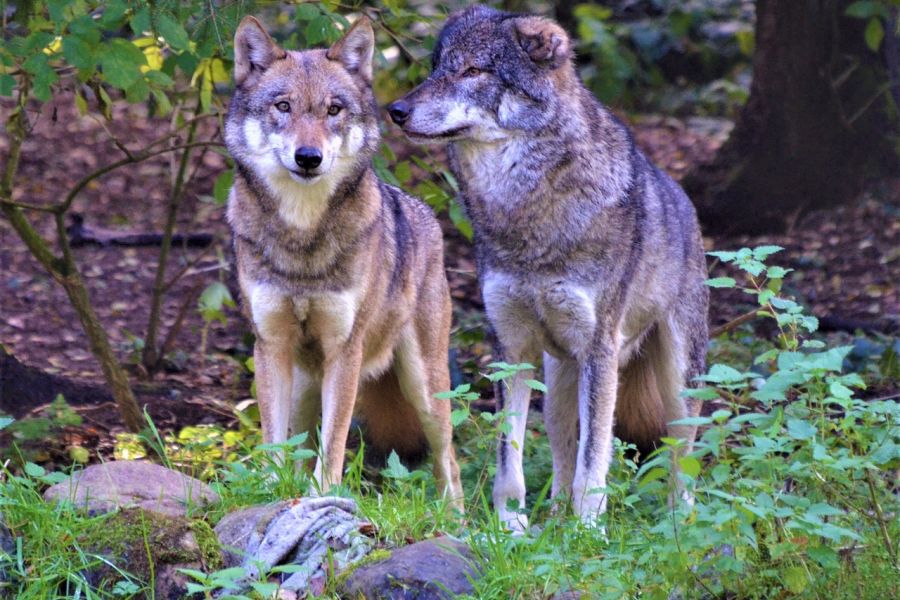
[[684, 0, 898, 235], [61, 273, 145, 431]]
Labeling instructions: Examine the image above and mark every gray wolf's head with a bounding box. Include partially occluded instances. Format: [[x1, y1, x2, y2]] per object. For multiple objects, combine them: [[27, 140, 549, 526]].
[[388, 5, 574, 144], [225, 16, 379, 187]]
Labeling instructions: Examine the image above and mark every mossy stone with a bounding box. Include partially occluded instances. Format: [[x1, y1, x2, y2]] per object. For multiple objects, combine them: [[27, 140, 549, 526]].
[[78, 508, 222, 597]]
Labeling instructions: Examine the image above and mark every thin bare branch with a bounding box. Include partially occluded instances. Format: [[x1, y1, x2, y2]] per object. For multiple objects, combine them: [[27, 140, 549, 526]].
[[0, 198, 59, 213], [710, 308, 761, 337], [55, 141, 225, 214]]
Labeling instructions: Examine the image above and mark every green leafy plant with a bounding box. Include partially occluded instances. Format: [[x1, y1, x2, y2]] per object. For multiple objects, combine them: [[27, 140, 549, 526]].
[[573, 0, 754, 114]]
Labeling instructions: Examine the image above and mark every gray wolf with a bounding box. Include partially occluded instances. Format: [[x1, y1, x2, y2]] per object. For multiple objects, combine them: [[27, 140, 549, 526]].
[[225, 16, 463, 506], [388, 5, 708, 530]]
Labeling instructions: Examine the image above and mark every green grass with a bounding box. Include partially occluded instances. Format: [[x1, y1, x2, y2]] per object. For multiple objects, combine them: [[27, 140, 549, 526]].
[[1, 246, 897, 598], [1, 386, 896, 599]]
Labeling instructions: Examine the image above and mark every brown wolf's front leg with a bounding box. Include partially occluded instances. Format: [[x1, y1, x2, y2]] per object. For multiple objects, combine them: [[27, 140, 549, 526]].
[[572, 338, 619, 526], [254, 339, 294, 449], [314, 342, 363, 492]]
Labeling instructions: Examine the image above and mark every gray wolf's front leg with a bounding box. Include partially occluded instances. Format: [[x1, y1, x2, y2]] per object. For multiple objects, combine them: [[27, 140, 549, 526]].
[[491, 346, 535, 534], [314, 342, 363, 492], [572, 339, 619, 525]]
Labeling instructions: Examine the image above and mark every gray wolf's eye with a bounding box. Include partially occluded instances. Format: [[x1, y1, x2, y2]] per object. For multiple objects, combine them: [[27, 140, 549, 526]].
[[327, 104, 342, 116], [275, 101, 290, 112], [463, 66, 481, 77]]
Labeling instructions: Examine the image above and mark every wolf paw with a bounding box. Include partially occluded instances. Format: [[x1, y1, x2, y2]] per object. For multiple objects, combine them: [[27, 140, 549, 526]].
[[573, 487, 607, 520], [498, 508, 529, 536]]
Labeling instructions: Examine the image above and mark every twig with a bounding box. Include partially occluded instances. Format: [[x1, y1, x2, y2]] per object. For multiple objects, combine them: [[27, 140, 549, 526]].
[[864, 469, 897, 568], [55, 141, 224, 214], [144, 112, 219, 151], [89, 113, 135, 160], [161, 242, 218, 294], [143, 107, 203, 374], [0, 198, 58, 213], [865, 392, 900, 403], [847, 83, 891, 126], [378, 21, 422, 64], [710, 308, 760, 337], [158, 282, 205, 360]]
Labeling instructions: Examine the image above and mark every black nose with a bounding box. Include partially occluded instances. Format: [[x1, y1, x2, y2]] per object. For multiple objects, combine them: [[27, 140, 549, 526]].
[[294, 146, 323, 170], [388, 100, 411, 125]]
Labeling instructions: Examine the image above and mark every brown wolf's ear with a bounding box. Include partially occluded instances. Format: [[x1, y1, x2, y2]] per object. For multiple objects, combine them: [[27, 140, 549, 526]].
[[234, 16, 286, 87], [512, 16, 571, 69], [327, 17, 375, 82]]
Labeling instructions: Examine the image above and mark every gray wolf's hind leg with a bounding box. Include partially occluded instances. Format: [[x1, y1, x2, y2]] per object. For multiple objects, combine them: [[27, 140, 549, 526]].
[[656, 315, 705, 507], [393, 329, 464, 509]]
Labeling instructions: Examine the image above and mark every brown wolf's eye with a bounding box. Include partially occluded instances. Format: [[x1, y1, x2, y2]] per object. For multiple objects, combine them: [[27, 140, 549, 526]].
[[327, 104, 342, 116], [275, 101, 290, 112], [464, 66, 481, 77]]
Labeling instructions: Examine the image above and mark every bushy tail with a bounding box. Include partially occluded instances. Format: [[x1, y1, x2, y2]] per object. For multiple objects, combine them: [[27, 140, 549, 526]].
[[355, 369, 428, 465], [614, 327, 668, 455]]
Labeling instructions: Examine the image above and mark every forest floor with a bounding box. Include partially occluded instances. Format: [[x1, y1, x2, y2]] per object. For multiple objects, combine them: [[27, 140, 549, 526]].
[[1, 95, 898, 467]]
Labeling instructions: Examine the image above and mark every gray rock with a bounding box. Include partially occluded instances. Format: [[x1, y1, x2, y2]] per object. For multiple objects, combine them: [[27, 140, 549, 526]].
[[43, 460, 219, 517], [340, 536, 479, 599]]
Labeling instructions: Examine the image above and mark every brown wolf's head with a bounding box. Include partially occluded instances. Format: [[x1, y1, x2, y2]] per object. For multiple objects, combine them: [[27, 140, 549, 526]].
[[225, 16, 379, 190], [388, 5, 575, 144]]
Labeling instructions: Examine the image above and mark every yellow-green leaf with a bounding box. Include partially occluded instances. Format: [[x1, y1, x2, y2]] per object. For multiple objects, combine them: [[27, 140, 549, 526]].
[[864, 18, 884, 51], [74, 89, 88, 115], [783, 566, 807, 594], [678, 456, 701, 478]]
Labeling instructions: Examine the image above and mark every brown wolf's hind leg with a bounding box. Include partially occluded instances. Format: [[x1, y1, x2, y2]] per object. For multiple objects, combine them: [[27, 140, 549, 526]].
[[393, 326, 464, 510]]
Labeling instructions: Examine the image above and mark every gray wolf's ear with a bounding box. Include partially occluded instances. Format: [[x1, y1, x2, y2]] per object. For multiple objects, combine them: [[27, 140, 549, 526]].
[[327, 17, 375, 83], [234, 16, 286, 87], [512, 16, 571, 69]]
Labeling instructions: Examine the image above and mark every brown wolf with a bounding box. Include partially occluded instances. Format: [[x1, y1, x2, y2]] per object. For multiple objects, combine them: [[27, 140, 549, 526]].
[[225, 16, 463, 506], [389, 6, 708, 531]]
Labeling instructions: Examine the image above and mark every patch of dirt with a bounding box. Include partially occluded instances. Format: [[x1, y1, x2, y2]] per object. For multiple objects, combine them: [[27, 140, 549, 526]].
[[1, 93, 897, 460], [0, 94, 244, 442]]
